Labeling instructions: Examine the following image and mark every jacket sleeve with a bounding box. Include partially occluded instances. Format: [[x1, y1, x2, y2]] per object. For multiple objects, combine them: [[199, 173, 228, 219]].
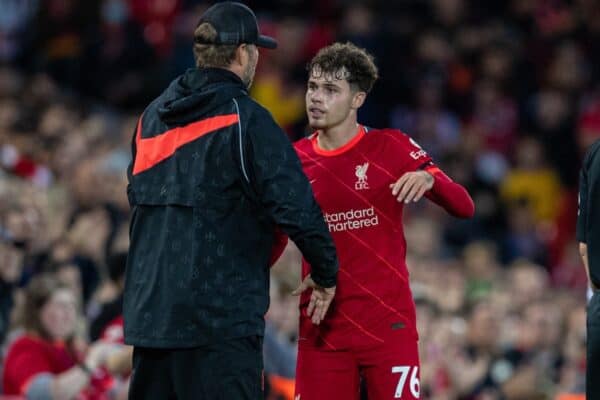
[[577, 147, 593, 243], [243, 106, 338, 288]]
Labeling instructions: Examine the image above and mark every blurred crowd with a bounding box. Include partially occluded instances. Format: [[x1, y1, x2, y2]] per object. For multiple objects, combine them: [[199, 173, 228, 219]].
[[1, 0, 599, 399]]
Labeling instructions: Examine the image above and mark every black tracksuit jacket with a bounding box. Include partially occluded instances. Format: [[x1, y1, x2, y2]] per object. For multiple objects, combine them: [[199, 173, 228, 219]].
[[124, 68, 338, 348]]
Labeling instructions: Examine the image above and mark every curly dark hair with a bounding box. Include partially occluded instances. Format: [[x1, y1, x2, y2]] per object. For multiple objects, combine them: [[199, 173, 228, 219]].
[[307, 42, 379, 93]]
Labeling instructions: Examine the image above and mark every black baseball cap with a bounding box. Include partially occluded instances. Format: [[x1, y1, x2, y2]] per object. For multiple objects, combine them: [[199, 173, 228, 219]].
[[196, 2, 277, 49]]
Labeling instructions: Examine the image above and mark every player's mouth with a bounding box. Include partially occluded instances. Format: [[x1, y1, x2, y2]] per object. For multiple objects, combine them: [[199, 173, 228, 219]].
[[308, 107, 325, 118]]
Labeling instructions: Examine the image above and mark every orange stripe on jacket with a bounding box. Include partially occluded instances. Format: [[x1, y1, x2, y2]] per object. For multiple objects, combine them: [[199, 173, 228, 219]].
[[132, 114, 239, 175]]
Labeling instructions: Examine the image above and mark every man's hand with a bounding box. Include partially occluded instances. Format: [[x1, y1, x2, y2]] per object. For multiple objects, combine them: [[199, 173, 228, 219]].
[[390, 171, 434, 203], [292, 274, 336, 325]]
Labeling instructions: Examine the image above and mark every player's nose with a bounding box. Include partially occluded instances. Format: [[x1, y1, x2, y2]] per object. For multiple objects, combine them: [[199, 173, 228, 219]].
[[309, 89, 323, 103]]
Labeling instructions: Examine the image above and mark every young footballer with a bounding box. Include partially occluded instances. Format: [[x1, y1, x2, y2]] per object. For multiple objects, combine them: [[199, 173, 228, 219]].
[[292, 42, 475, 400]]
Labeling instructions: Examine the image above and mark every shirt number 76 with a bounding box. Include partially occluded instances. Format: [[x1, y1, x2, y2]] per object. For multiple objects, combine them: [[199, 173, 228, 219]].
[[392, 366, 420, 398]]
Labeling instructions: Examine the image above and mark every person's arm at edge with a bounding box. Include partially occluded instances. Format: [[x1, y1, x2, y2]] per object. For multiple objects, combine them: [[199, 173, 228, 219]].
[[577, 155, 593, 290], [580, 242, 591, 288]]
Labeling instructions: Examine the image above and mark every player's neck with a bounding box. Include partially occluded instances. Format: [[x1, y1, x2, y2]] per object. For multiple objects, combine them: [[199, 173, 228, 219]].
[[317, 118, 360, 150]]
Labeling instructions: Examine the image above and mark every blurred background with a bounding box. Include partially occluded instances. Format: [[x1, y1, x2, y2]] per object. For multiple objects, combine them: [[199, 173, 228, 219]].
[[0, 0, 598, 399]]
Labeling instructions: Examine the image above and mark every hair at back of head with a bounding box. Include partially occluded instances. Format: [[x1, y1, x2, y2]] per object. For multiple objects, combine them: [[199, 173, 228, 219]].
[[193, 22, 238, 68]]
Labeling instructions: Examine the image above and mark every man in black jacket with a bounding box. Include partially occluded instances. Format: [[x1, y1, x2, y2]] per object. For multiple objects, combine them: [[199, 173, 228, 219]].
[[578, 139, 600, 400], [124, 3, 338, 399]]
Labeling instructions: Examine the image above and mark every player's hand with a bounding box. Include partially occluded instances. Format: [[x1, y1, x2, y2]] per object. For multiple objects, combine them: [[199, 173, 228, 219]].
[[389, 171, 434, 203], [292, 274, 336, 325]]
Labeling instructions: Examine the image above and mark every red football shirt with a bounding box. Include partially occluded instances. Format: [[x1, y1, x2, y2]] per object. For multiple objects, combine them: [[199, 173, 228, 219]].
[[2, 335, 76, 395], [3, 334, 117, 399], [294, 126, 432, 350]]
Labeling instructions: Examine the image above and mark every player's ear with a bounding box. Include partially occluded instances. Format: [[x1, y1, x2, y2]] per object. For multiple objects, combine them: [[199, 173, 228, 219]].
[[351, 91, 366, 109]]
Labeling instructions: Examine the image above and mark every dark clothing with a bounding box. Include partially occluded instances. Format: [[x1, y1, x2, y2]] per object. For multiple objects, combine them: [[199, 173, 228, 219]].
[[124, 68, 338, 348], [0, 280, 14, 345], [578, 139, 600, 399], [89, 294, 123, 341], [129, 337, 263, 400], [588, 292, 600, 400], [577, 139, 600, 288]]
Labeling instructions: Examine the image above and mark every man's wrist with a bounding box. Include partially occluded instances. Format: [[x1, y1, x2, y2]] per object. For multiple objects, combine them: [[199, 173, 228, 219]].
[[312, 274, 336, 289]]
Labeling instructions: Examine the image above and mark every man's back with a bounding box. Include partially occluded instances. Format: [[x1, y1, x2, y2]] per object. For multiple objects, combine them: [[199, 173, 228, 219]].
[[577, 139, 600, 400], [578, 140, 600, 288], [126, 4, 338, 399], [126, 68, 271, 348]]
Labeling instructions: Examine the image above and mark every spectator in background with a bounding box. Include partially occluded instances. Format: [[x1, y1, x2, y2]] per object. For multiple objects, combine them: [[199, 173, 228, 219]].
[[462, 241, 500, 303], [577, 89, 600, 154], [0, 0, 38, 63], [500, 137, 562, 262], [33, 0, 93, 88], [455, 301, 501, 398], [250, 16, 309, 139], [526, 88, 578, 187], [88, 252, 127, 342], [0, 238, 23, 347], [466, 79, 518, 157], [391, 74, 461, 160], [80, 0, 161, 109], [2, 274, 119, 399]]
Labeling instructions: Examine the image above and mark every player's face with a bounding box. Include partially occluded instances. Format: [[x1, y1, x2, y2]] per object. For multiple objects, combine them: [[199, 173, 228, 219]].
[[306, 67, 362, 130]]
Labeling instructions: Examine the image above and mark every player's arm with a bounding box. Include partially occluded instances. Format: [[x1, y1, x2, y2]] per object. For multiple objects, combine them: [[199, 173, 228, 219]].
[[243, 106, 337, 323], [387, 130, 474, 218], [577, 151, 592, 288], [423, 164, 474, 218], [390, 164, 474, 218]]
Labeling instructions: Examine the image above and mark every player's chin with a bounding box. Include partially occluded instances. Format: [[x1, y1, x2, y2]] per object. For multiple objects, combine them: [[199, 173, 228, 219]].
[[308, 118, 327, 130]]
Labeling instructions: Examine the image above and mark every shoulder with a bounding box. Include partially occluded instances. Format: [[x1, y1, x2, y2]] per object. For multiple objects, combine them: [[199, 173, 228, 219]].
[[365, 127, 421, 149], [366, 126, 404, 139], [584, 139, 600, 168], [6, 335, 45, 354], [235, 97, 283, 139], [293, 135, 313, 152], [236, 96, 275, 122], [4, 335, 49, 367]]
